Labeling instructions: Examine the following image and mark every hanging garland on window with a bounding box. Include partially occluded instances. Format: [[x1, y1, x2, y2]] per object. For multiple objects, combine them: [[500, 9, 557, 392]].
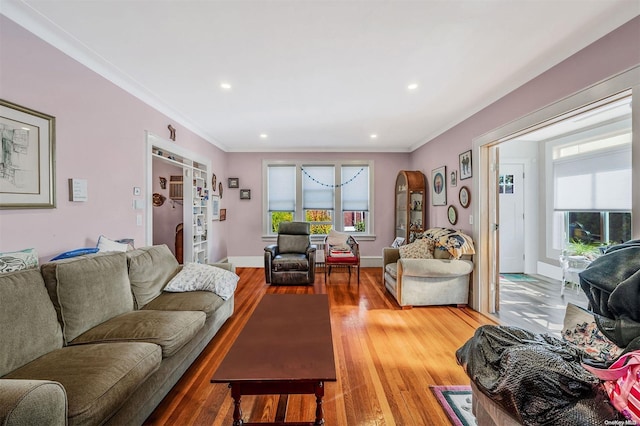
[[301, 167, 365, 188]]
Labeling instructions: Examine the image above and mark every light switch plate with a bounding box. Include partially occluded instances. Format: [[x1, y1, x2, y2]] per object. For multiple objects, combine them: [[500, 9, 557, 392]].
[[133, 187, 141, 196]]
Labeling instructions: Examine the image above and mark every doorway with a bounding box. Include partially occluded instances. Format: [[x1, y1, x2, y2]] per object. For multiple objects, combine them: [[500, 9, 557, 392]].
[[499, 163, 525, 273], [472, 68, 638, 316], [151, 156, 184, 260], [145, 132, 211, 264]]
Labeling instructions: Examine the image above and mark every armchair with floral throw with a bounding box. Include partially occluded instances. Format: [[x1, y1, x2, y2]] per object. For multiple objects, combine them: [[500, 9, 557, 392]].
[[382, 228, 475, 308]]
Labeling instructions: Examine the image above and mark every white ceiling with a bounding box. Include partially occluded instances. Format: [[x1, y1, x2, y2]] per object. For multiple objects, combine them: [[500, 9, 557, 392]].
[[2, 0, 639, 152]]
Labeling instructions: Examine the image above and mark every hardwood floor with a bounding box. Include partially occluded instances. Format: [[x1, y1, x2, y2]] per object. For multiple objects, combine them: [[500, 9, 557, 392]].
[[144, 267, 495, 425], [496, 274, 589, 337]]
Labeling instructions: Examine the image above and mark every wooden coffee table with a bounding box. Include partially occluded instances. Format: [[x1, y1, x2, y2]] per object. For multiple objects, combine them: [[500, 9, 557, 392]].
[[211, 294, 336, 425]]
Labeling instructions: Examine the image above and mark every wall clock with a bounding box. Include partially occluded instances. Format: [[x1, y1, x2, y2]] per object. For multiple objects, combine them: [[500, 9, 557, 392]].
[[459, 186, 470, 209], [447, 205, 458, 225]]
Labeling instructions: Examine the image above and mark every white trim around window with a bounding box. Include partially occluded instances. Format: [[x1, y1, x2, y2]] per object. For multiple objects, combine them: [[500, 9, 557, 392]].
[[262, 159, 375, 240]]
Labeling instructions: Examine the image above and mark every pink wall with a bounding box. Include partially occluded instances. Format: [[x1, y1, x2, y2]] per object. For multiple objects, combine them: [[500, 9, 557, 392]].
[[224, 152, 409, 258], [411, 16, 640, 234], [0, 16, 229, 262], [2, 14, 638, 263]]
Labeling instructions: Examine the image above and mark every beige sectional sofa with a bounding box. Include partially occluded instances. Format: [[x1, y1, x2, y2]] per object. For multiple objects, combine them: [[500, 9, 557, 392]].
[[0, 244, 235, 426]]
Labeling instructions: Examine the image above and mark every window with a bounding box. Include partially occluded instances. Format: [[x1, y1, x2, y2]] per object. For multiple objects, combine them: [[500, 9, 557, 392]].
[[264, 161, 373, 236], [341, 165, 369, 232], [303, 166, 334, 234], [548, 95, 632, 251], [267, 165, 295, 233]]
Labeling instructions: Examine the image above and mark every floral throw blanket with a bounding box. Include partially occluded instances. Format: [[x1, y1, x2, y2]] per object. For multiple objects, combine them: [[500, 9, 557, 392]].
[[418, 227, 475, 259]]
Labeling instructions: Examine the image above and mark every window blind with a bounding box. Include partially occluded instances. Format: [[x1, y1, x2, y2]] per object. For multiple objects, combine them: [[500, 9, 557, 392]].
[[342, 165, 369, 211], [302, 166, 334, 210], [268, 165, 295, 211], [554, 145, 631, 211]]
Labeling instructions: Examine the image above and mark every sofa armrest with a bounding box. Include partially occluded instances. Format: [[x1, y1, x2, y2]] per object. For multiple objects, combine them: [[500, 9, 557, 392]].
[[382, 247, 401, 267], [397, 258, 473, 278], [0, 379, 67, 426]]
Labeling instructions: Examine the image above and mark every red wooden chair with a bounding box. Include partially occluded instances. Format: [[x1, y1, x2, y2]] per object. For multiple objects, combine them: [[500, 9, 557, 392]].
[[324, 234, 360, 284]]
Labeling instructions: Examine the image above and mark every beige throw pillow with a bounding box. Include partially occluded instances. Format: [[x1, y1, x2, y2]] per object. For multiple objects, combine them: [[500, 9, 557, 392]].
[[399, 238, 435, 259]]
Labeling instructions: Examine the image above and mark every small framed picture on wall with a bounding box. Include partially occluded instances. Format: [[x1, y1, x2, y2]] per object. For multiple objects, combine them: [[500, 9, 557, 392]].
[[459, 150, 472, 180], [431, 166, 447, 206]]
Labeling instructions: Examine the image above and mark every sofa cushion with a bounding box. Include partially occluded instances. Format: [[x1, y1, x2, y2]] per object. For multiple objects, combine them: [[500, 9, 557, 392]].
[[126, 245, 180, 308], [0, 269, 64, 377], [41, 252, 133, 344], [273, 254, 309, 271], [385, 263, 398, 280], [5, 342, 161, 426], [142, 291, 227, 319], [70, 310, 205, 358], [278, 235, 310, 254], [398, 258, 474, 278]]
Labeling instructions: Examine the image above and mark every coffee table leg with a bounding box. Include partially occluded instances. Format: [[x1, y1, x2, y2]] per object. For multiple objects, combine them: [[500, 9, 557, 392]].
[[314, 382, 325, 425], [230, 385, 243, 425]]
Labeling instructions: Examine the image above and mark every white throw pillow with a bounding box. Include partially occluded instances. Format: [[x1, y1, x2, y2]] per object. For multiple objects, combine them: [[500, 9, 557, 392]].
[[164, 262, 239, 300], [327, 229, 350, 250], [97, 235, 129, 252]]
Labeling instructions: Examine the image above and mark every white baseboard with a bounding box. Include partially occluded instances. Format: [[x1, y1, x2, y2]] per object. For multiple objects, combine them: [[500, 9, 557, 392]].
[[537, 261, 562, 281], [228, 255, 382, 268]]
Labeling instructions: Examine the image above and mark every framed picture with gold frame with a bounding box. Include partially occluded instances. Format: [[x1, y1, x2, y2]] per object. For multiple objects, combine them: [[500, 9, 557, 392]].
[[0, 99, 56, 209]]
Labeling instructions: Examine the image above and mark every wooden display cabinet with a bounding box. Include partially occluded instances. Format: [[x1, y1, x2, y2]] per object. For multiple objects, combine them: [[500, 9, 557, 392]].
[[395, 170, 426, 243]]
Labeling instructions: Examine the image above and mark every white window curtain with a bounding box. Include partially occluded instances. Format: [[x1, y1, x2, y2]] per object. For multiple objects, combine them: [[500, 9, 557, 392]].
[[342, 165, 369, 211], [302, 166, 334, 210], [268, 165, 295, 211], [554, 146, 631, 211]]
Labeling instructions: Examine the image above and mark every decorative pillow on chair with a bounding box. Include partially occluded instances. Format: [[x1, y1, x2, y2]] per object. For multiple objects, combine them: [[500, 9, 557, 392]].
[[327, 229, 350, 251], [0, 248, 39, 273], [399, 238, 434, 259], [164, 262, 239, 300]]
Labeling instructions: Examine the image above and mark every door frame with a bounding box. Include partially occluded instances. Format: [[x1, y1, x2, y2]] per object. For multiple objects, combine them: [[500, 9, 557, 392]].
[[470, 66, 640, 314], [145, 131, 212, 262]]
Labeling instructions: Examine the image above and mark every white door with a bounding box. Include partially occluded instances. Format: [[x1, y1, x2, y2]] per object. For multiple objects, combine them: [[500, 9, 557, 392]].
[[499, 163, 525, 273]]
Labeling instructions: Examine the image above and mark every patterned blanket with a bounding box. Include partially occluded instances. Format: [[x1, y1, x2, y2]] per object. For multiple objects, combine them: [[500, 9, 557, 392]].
[[417, 227, 475, 259]]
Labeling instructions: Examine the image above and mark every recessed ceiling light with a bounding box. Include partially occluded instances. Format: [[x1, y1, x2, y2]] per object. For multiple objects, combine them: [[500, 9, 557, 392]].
[[407, 83, 418, 91], [370, 134, 378, 139], [220, 82, 232, 90], [260, 133, 268, 139]]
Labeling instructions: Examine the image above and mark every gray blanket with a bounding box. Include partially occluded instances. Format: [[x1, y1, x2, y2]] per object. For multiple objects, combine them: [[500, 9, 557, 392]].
[[457, 325, 622, 425]]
